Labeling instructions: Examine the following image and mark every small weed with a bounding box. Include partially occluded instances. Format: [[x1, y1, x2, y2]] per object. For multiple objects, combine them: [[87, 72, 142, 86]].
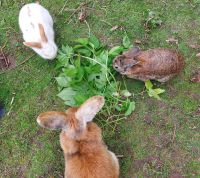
[[144, 10, 163, 30], [145, 80, 165, 100]]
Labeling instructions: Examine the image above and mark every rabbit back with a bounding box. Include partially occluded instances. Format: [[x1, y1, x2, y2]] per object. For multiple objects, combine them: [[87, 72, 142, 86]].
[[60, 122, 119, 178], [64, 148, 119, 178], [19, 3, 54, 43], [136, 49, 184, 75]]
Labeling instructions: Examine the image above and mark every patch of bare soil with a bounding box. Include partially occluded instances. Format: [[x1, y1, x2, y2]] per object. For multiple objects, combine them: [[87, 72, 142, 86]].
[[190, 68, 200, 83], [29, 129, 45, 148], [0, 52, 16, 72], [16, 165, 28, 178], [134, 156, 163, 172], [151, 133, 172, 150], [196, 106, 200, 115], [169, 170, 184, 178]]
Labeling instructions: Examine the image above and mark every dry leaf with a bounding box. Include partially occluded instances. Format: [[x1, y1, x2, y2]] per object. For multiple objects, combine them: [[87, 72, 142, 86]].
[[190, 76, 200, 83], [134, 39, 142, 44], [189, 44, 200, 49], [110, 25, 119, 31], [78, 11, 87, 22], [166, 37, 178, 44], [190, 69, 200, 83], [196, 53, 200, 57]]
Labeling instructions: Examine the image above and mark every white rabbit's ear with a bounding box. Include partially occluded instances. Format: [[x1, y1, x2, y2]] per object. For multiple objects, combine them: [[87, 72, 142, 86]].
[[75, 96, 105, 123], [37, 111, 68, 130], [38, 23, 48, 43], [23, 42, 42, 48]]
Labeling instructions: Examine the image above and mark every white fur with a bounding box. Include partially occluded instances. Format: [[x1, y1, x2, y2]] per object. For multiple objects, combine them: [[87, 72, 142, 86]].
[[109, 151, 119, 169], [19, 3, 57, 60]]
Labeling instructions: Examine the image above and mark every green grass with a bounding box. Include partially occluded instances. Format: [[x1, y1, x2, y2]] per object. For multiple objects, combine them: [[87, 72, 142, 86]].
[[0, 0, 200, 177]]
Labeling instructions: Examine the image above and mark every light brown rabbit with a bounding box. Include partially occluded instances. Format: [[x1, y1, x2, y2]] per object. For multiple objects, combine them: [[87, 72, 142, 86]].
[[37, 96, 119, 178], [113, 47, 184, 82]]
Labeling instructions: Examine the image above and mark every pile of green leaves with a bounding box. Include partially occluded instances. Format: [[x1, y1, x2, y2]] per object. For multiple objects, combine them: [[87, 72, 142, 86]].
[[55, 36, 135, 118]]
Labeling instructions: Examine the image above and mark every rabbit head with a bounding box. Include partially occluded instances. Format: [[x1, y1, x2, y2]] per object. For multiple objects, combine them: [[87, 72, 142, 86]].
[[37, 96, 105, 139], [113, 47, 141, 74], [23, 23, 57, 60]]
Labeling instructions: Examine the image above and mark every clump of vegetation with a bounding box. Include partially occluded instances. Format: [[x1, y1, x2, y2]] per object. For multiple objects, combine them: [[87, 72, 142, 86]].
[[145, 80, 165, 100], [55, 36, 135, 122], [144, 10, 163, 30]]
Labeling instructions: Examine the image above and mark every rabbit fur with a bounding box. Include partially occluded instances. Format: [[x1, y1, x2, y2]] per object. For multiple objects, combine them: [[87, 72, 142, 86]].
[[19, 2, 57, 60], [113, 47, 184, 82], [37, 96, 119, 178]]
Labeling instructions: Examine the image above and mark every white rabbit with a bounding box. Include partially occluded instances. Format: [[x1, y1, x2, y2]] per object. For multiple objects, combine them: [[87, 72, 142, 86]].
[[19, 2, 58, 60]]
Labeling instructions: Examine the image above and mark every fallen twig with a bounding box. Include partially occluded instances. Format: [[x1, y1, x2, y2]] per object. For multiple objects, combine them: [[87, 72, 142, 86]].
[[7, 93, 15, 116], [172, 125, 176, 143], [0, 40, 7, 51], [0, 41, 10, 68], [100, 20, 112, 26], [59, 0, 69, 15], [65, 1, 91, 24], [18, 54, 35, 66], [84, 20, 91, 37], [116, 155, 124, 158]]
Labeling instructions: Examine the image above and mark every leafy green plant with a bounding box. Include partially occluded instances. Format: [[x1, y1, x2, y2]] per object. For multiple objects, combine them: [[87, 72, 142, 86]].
[[144, 10, 163, 29], [55, 35, 135, 124], [145, 80, 165, 100]]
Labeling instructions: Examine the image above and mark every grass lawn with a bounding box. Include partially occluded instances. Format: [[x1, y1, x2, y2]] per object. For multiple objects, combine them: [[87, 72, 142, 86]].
[[0, 0, 199, 177]]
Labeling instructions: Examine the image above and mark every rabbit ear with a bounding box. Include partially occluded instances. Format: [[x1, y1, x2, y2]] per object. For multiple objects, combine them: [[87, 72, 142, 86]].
[[38, 23, 48, 43], [123, 47, 140, 58], [37, 111, 68, 130], [124, 58, 140, 68], [75, 96, 105, 123], [23, 42, 42, 48]]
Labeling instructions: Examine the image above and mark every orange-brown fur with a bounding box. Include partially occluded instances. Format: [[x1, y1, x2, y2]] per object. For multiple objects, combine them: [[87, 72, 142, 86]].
[[37, 96, 119, 178], [61, 121, 118, 178], [23, 42, 42, 48]]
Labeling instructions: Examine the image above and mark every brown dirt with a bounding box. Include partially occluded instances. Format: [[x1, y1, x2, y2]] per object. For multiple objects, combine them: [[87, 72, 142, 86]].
[[134, 156, 163, 172], [169, 170, 184, 178], [0, 53, 16, 72], [190, 68, 200, 83], [16, 165, 28, 178], [151, 133, 172, 150]]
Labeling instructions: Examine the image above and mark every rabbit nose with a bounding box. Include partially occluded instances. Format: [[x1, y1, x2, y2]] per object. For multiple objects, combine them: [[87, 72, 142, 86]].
[[113, 59, 119, 69], [114, 64, 119, 69]]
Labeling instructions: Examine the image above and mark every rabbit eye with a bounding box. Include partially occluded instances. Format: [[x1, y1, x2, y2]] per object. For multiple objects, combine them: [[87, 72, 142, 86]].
[[120, 58, 124, 66]]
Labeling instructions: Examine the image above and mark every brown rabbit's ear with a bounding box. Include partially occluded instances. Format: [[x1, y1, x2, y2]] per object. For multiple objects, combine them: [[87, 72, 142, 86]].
[[123, 47, 140, 58], [23, 42, 42, 48], [124, 58, 140, 68], [38, 23, 48, 43], [37, 111, 68, 130], [75, 96, 105, 122]]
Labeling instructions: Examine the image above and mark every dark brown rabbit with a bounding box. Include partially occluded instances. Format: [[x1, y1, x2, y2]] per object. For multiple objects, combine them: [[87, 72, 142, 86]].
[[113, 47, 184, 82]]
